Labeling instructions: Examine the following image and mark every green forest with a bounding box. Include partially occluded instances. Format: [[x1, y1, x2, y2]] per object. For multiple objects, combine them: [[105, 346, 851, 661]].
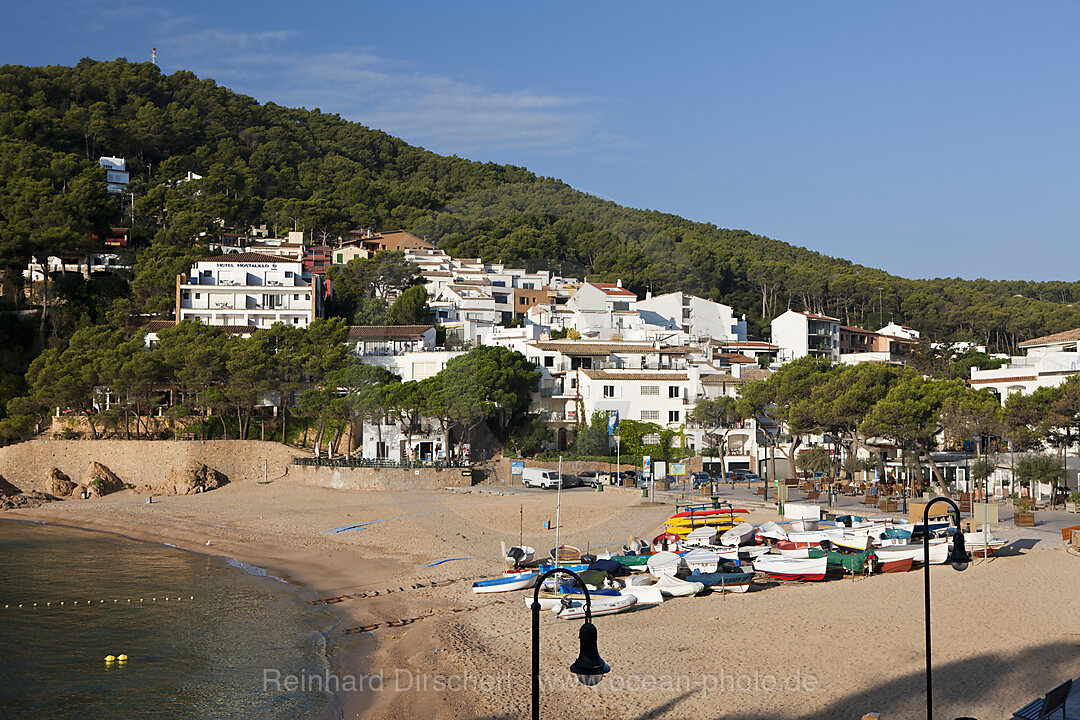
[[2, 58, 1080, 428]]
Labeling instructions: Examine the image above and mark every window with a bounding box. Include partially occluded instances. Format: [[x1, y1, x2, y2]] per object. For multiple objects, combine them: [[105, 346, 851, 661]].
[[543, 356, 554, 368], [641, 386, 659, 396], [292, 318, 299, 324], [643, 434, 660, 445], [603, 385, 615, 398], [294, 294, 299, 300], [305, 294, 310, 300], [182, 291, 190, 299], [668, 386, 680, 398], [285, 271, 293, 278], [668, 410, 680, 423], [336, 254, 343, 263], [612, 302, 629, 311], [641, 410, 659, 420], [194, 292, 201, 299]]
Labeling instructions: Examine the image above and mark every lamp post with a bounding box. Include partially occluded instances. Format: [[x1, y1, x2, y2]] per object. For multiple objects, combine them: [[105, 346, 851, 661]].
[[531, 568, 610, 720], [922, 497, 972, 720]]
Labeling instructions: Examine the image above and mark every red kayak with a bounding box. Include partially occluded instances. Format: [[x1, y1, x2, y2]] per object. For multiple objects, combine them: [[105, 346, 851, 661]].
[[668, 508, 749, 521]]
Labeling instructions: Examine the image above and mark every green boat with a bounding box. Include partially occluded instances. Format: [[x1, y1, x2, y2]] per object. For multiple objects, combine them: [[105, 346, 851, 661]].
[[805, 548, 874, 574], [611, 555, 649, 567]]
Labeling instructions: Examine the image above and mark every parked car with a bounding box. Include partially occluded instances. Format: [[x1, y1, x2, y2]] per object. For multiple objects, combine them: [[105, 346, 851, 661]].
[[577, 471, 606, 487], [691, 472, 712, 489], [560, 474, 583, 488], [522, 468, 563, 489]]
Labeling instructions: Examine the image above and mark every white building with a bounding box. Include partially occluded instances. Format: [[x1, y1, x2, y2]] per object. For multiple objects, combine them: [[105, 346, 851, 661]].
[[878, 322, 920, 341], [99, 156, 128, 195], [568, 281, 638, 314], [970, 328, 1080, 404], [632, 291, 747, 343], [771, 310, 841, 362], [208, 231, 306, 261], [345, 325, 436, 357], [176, 253, 323, 328]]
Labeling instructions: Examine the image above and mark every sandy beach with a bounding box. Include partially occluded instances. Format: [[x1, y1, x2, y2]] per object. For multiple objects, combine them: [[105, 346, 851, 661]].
[[6, 477, 1080, 719]]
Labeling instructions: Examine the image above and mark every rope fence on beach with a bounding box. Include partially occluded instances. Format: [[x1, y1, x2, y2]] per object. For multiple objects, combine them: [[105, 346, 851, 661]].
[[308, 576, 493, 605], [340, 599, 507, 635]]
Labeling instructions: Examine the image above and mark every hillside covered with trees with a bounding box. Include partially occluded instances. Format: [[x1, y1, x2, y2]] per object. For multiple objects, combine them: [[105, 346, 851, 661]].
[[2, 58, 1080, 424]]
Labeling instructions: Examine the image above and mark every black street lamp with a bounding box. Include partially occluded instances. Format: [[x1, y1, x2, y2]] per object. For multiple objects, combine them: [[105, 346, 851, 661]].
[[922, 497, 972, 720], [531, 568, 610, 720]]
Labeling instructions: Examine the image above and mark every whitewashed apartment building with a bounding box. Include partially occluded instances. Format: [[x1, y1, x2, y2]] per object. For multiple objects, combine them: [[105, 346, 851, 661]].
[[176, 253, 324, 328]]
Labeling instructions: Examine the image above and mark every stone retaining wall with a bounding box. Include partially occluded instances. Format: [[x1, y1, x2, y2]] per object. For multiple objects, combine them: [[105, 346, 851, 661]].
[[290, 464, 476, 491], [0, 440, 301, 491]]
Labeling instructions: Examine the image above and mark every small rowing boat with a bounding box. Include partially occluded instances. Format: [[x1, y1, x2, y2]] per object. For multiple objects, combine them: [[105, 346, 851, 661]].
[[555, 593, 637, 619], [719, 522, 755, 547], [646, 550, 683, 578], [472, 572, 538, 594], [751, 554, 828, 581], [687, 569, 754, 593], [652, 573, 705, 597]]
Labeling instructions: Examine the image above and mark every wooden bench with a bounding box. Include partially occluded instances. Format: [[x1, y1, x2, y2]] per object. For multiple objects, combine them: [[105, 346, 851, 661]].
[[1011, 678, 1071, 719], [804, 490, 821, 502], [862, 494, 878, 507], [755, 486, 767, 496]]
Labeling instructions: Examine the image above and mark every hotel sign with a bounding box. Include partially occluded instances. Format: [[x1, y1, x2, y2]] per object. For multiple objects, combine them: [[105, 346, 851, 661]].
[[216, 262, 276, 269]]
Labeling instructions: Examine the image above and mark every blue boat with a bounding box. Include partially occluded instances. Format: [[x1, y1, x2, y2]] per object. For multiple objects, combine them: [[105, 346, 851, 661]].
[[471, 572, 538, 594], [687, 569, 754, 593]]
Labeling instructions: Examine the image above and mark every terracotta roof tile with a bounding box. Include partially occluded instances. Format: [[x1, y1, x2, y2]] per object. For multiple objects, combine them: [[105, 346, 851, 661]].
[[195, 252, 302, 264], [582, 369, 688, 381], [347, 325, 434, 340], [1018, 328, 1080, 348]]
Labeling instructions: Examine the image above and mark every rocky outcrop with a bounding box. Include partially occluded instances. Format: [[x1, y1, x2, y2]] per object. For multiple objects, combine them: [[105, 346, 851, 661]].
[[0, 475, 21, 496], [82, 462, 125, 498], [0, 490, 55, 510], [161, 461, 228, 495], [44, 468, 77, 497]]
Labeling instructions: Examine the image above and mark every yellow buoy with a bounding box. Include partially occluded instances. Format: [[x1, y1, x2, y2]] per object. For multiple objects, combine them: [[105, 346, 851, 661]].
[[117, 654, 128, 662], [105, 655, 116, 663]]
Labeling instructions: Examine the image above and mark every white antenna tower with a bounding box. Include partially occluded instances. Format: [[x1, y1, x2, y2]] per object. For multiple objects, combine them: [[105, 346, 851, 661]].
[[152, 48, 157, 65]]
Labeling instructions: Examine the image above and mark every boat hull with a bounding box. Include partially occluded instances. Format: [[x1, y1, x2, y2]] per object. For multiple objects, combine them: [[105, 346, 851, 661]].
[[472, 573, 539, 593], [556, 594, 637, 619], [751, 554, 828, 581]]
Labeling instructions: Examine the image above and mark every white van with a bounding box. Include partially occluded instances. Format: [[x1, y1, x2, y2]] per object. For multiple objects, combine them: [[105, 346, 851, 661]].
[[521, 468, 562, 489]]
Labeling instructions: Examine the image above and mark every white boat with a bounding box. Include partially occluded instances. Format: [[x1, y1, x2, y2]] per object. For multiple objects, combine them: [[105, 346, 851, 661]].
[[646, 551, 683, 578], [719, 522, 755, 547], [778, 543, 814, 559], [751, 554, 828, 580], [959, 532, 1007, 556], [682, 548, 722, 573], [504, 545, 535, 566], [619, 585, 663, 604], [738, 545, 771, 560], [555, 593, 637, 619], [652, 574, 705, 597], [827, 532, 873, 553], [788, 518, 819, 532], [874, 538, 948, 565], [755, 521, 787, 543], [683, 526, 719, 547], [472, 572, 538, 594]]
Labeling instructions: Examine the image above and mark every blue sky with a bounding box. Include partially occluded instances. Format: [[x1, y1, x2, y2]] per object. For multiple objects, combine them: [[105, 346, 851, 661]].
[[4, 1, 1077, 281]]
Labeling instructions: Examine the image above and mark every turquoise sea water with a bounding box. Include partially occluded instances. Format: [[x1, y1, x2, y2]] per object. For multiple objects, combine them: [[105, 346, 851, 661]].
[[0, 521, 339, 719]]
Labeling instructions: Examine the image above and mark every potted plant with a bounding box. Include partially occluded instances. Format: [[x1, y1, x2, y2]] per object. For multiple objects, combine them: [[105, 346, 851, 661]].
[[1066, 491, 1080, 514], [879, 495, 898, 513], [1013, 497, 1036, 527]]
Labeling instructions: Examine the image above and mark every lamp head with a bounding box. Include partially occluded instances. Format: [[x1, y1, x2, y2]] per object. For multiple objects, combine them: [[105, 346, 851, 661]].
[[948, 531, 971, 572], [569, 620, 609, 686]]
